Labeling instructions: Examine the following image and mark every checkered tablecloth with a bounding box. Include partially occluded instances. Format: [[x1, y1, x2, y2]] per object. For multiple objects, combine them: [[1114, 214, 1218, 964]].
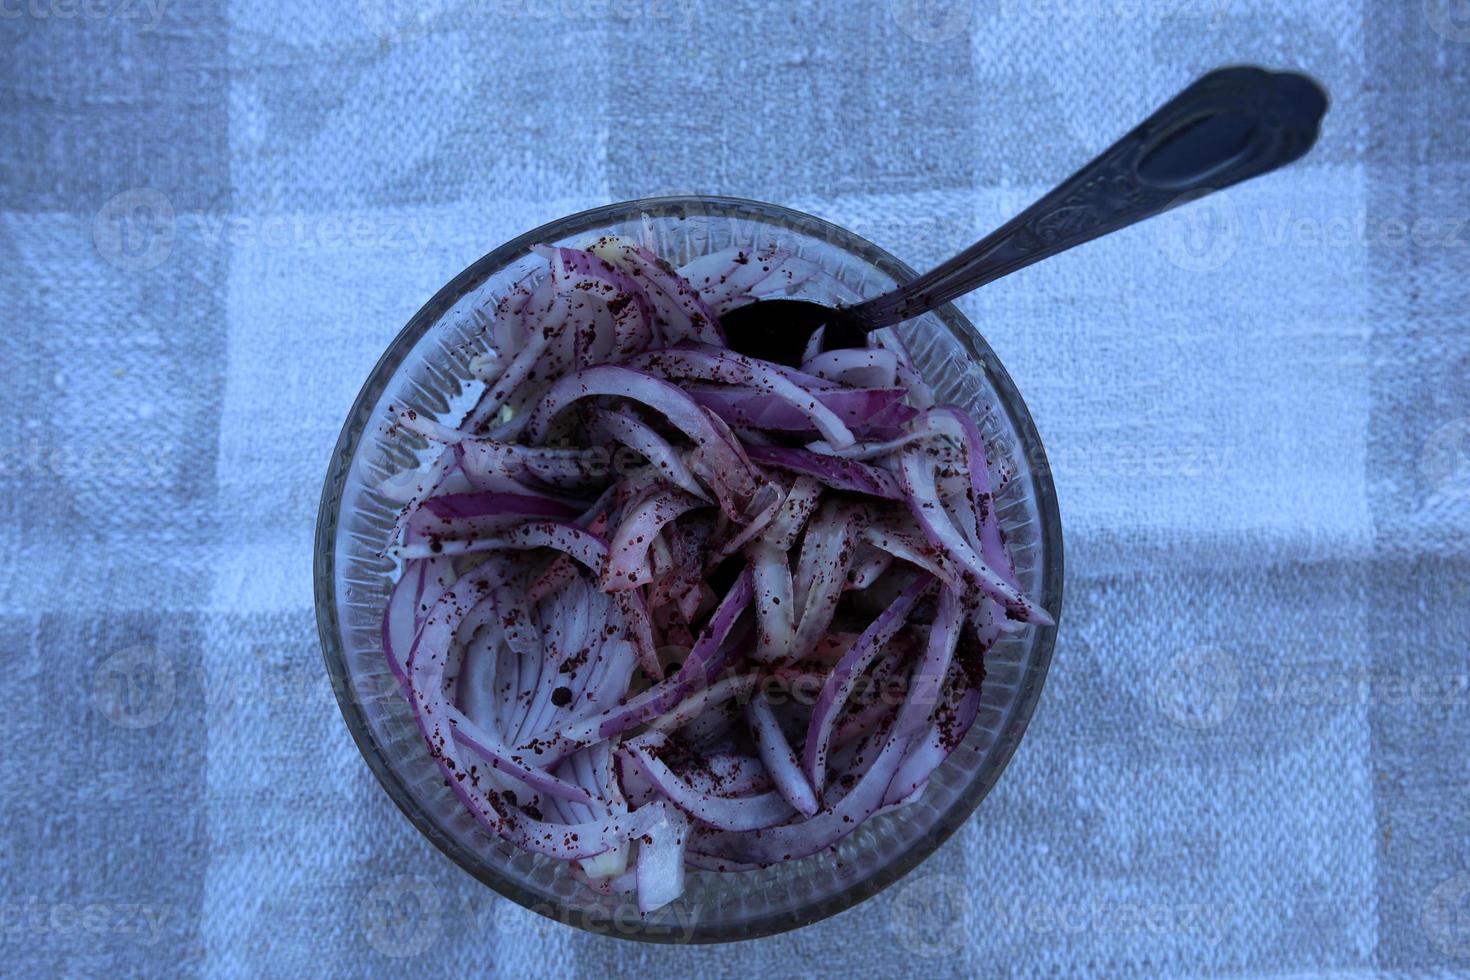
[[4, 0, 1469, 975]]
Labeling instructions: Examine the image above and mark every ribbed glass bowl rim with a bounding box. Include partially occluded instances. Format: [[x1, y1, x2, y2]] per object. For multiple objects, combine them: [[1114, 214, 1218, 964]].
[[314, 195, 1063, 943]]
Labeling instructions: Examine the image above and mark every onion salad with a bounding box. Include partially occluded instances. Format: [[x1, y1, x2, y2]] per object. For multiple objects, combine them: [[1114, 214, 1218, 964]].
[[380, 235, 1051, 912]]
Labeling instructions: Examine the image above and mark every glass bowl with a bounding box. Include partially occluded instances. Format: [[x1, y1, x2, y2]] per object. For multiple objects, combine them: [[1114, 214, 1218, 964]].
[[314, 196, 1063, 943]]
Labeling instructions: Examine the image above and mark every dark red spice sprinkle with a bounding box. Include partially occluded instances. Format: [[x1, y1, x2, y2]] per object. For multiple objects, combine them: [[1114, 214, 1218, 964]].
[[551, 686, 573, 707]]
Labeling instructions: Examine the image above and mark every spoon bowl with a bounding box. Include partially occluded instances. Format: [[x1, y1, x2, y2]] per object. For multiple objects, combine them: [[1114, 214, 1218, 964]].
[[721, 298, 867, 366]]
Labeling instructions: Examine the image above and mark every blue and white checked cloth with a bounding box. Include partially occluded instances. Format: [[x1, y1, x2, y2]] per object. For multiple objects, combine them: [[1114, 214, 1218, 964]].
[[3, 0, 1469, 975]]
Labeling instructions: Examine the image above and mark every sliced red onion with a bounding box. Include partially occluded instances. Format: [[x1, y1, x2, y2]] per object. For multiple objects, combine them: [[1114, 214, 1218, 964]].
[[802, 573, 933, 796], [686, 384, 902, 439], [858, 524, 967, 590], [590, 408, 709, 502], [493, 796, 662, 863], [455, 441, 610, 491], [382, 237, 1049, 909], [634, 801, 688, 913], [382, 445, 460, 547], [518, 570, 754, 765], [700, 751, 774, 797], [801, 347, 898, 388], [620, 741, 795, 832], [395, 407, 473, 445], [689, 733, 910, 867], [885, 678, 981, 807], [640, 672, 759, 735], [667, 340, 841, 390], [615, 587, 661, 678], [404, 575, 599, 811], [846, 547, 894, 590], [871, 327, 934, 409], [766, 476, 822, 553], [382, 555, 454, 683], [467, 284, 572, 434], [527, 552, 579, 604], [745, 444, 903, 500], [589, 237, 724, 346], [748, 542, 794, 662], [706, 483, 783, 566], [893, 587, 961, 741], [622, 348, 856, 448], [531, 245, 654, 341], [524, 365, 762, 519], [898, 447, 1050, 624], [803, 408, 964, 460], [393, 519, 610, 565], [511, 580, 600, 742], [648, 517, 711, 611], [746, 692, 819, 817], [791, 501, 864, 662], [799, 325, 826, 366], [677, 581, 710, 623], [677, 244, 788, 310], [403, 491, 581, 549], [931, 405, 1021, 592], [603, 488, 708, 591], [487, 276, 546, 360], [454, 595, 509, 738]]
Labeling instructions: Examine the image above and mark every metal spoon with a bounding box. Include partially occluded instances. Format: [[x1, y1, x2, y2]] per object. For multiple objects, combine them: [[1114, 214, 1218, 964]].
[[721, 66, 1329, 366]]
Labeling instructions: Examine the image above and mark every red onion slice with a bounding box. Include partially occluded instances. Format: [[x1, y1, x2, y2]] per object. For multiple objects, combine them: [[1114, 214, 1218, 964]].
[[801, 347, 899, 388], [634, 801, 689, 913], [748, 542, 794, 662], [603, 488, 708, 591], [745, 444, 903, 500], [899, 446, 1051, 625], [405, 575, 599, 812], [620, 741, 795, 832], [589, 237, 723, 346], [686, 385, 903, 439], [590, 408, 710, 503], [622, 348, 856, 448], [517, 570, 754, 766], [525, 365, 764, 520], [802, 573, 934, 796], [746, 692, 819, 817]]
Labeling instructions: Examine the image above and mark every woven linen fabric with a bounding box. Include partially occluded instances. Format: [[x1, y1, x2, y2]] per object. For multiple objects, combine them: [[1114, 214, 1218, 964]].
[[2, 0, 1467, 976]]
